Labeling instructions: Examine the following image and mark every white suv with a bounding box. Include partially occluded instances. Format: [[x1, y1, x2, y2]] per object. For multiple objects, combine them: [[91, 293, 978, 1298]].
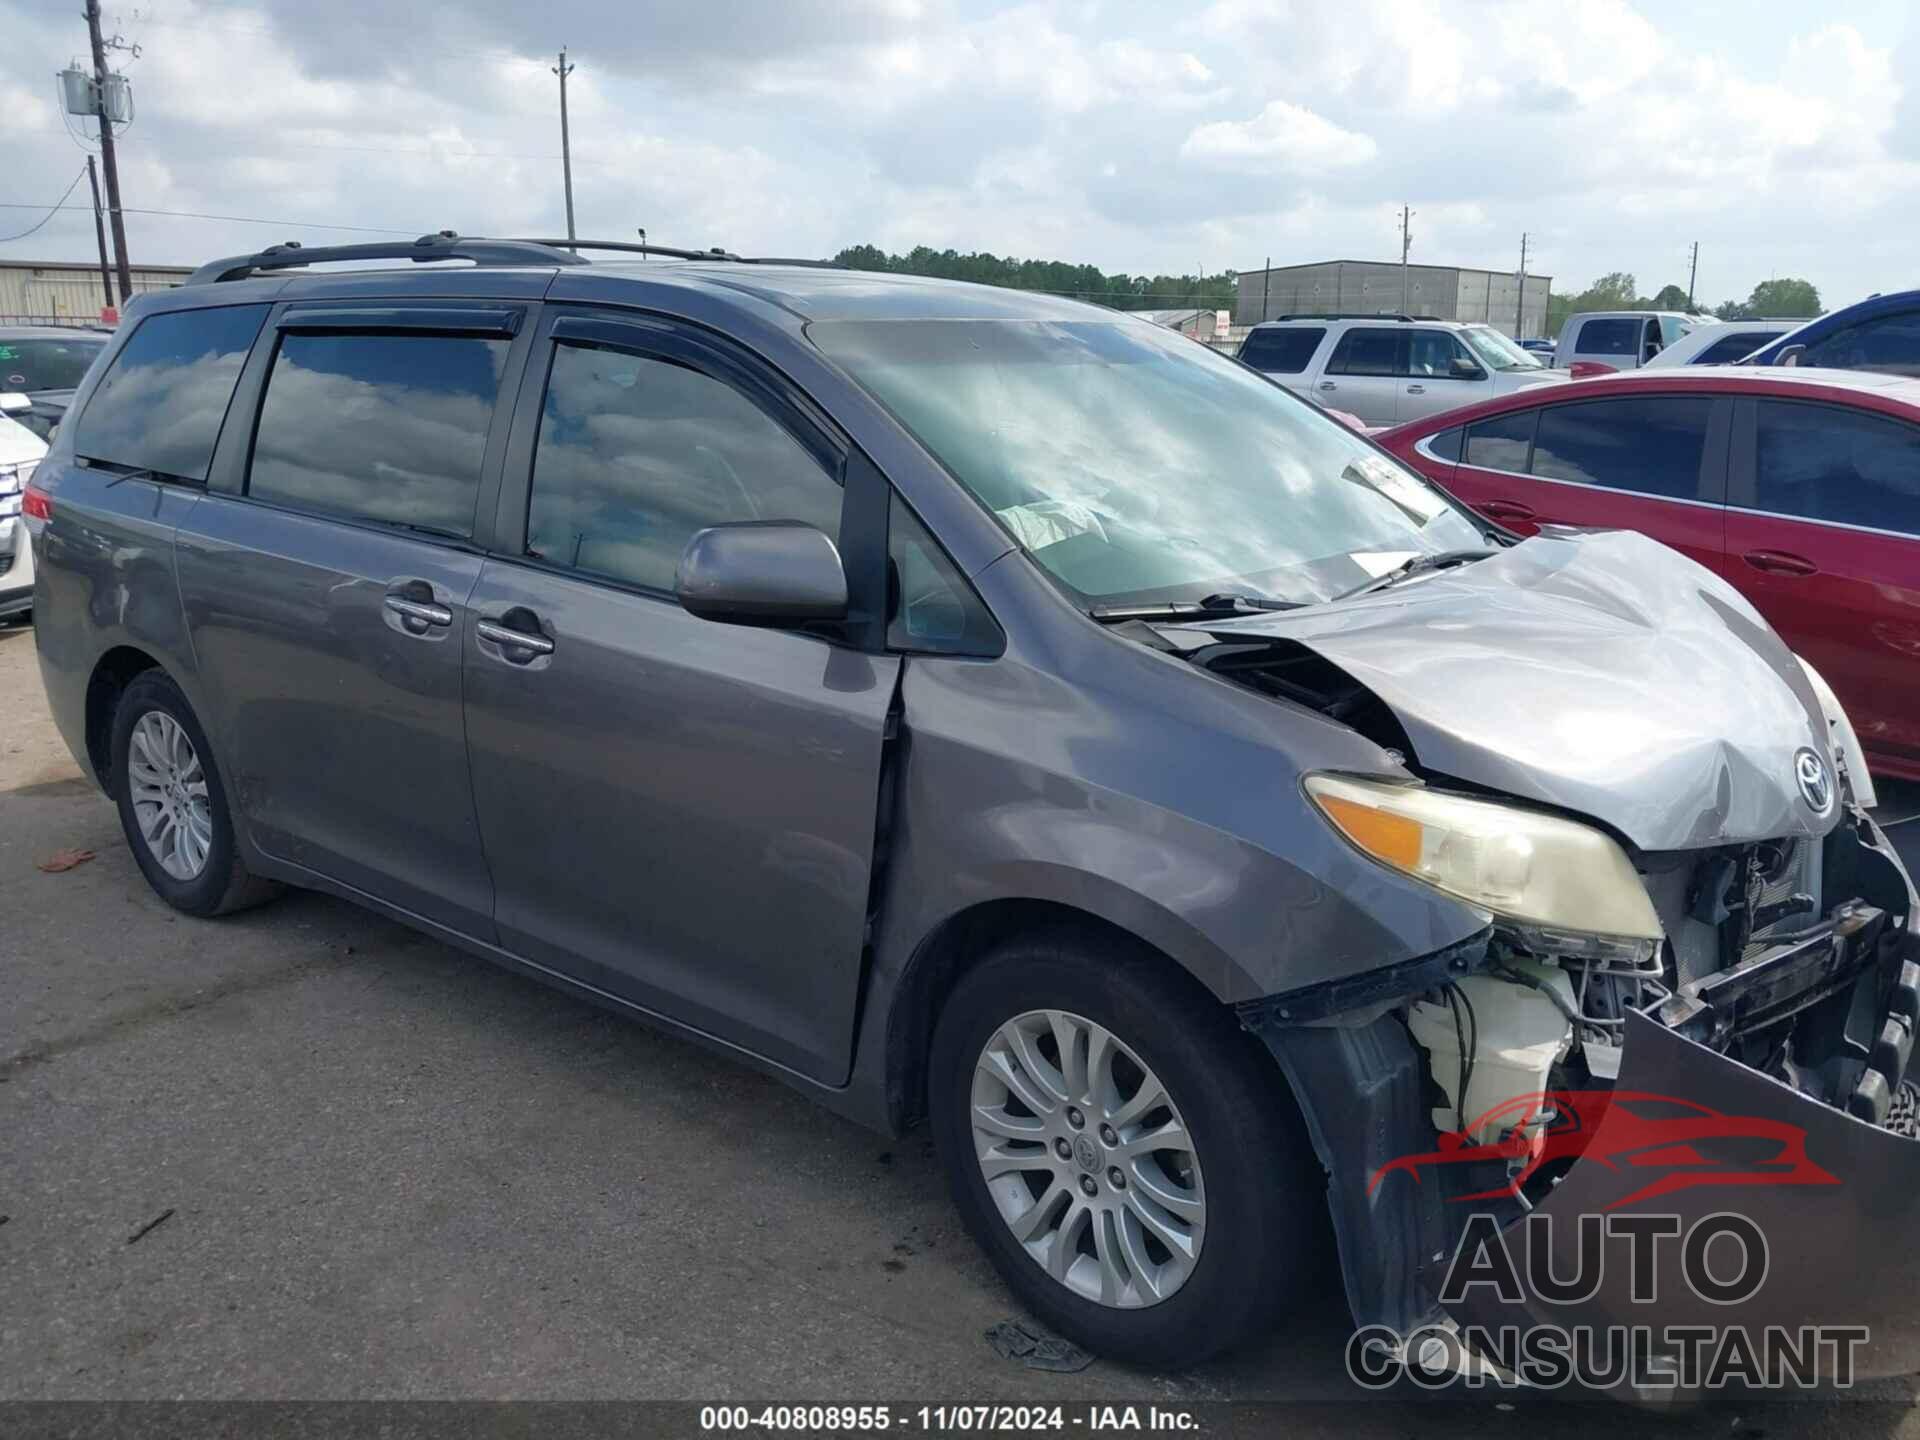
[[1236, 316, 1569, 427]]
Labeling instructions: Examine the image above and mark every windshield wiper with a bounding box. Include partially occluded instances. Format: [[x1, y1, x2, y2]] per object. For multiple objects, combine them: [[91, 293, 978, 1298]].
[[1089, 591, 1302, 624], [1327, 548, 1498, 603]]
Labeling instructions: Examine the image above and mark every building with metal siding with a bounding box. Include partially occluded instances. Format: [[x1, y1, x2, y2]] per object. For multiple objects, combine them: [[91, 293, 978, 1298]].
[[1236, 259, 1553, 340], [0, 259, 194, 326]]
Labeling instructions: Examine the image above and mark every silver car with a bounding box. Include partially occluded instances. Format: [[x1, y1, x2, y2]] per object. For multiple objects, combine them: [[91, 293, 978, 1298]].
[[23, 236, 1920, 1383]]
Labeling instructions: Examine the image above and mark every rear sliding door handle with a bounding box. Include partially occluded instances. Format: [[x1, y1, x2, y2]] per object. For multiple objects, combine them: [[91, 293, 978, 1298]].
[[476, 616, 556, 658], [1317, 381, 1338, 391], [1743, 549, 1818, 577], [383, 592, 453, 630], [1405, 384, 1426, 395]]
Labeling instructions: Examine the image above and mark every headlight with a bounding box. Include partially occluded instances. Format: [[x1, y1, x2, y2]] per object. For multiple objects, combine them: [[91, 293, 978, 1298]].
[[1305, 773, 1663, 943]]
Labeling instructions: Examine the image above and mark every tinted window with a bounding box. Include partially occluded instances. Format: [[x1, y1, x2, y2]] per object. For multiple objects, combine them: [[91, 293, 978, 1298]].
[[247, 331, 508, 537], [1694, 330, 1785, 365], [1531, 397, 1712, 500], [1575, 318, 1639, 356], [74, 305, 267, 480], [1406, 329, 1467, 377], [1328, 328, 1399, 377], [0, 335, 107, 391], [888, 494, 1000, 654], [1238, 327, 1323, 374], [1752, 401, 1920, 537], [1801, 310, 1920, 378], [1463, 409, 1536, 471], [1426, 426, 1463, 462], [527, 342, 843, 592]]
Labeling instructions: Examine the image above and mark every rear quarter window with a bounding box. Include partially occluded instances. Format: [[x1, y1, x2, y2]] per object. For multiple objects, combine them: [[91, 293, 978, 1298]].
[[74, 305, 269, 480], [1462, 409, 1536, 471], [1238, 327, 1324, 374]]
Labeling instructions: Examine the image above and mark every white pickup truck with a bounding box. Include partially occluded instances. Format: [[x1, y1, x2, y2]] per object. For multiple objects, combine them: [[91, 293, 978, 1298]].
[[1236, 315, 1570, 428]]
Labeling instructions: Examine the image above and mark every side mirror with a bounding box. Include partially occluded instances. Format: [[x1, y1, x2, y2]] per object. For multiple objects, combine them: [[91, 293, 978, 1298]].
[[0, 393, 30, 416], [1449, 357, 1486, 380], [1776, 344, 1806, 368], [675, 521, 848, 626]]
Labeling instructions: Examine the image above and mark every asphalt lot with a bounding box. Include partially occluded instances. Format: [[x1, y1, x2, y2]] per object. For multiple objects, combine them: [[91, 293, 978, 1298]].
[[3, 617, 1919, 1435]]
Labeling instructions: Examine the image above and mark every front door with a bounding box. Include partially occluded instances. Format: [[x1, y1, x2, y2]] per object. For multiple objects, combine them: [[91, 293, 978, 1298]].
[[461, 314, 901, 1084], [176, 308, 525, 937], [1398, 328, 1488, 422], [1725, 396, 1920, 776]]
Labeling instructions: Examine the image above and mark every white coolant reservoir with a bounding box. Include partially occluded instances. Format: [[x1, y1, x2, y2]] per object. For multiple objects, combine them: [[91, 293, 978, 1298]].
[[1406, 960, 1576, 1142]]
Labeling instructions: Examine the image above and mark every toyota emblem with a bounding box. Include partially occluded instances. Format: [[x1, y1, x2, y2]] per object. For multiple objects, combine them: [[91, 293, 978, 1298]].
[[1794, 748, 1833, 815]]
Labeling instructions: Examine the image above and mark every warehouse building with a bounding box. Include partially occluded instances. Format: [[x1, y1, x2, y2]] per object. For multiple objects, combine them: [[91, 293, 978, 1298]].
[[0, 258, 193, 326], [1236, 259, 1553, 340]]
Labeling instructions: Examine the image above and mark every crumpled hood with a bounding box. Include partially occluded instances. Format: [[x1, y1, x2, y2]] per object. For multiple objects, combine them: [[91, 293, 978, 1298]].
[[1181, 529, 1837, 851]]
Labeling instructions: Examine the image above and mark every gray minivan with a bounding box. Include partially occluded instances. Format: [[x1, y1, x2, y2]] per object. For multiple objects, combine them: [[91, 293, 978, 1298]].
[[23, 235, 1920, 1382]]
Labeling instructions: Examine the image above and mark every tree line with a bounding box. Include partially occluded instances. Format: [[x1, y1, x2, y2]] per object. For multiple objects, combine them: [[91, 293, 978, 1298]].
[[1548, 271, 1823, 333], [831, 244, 1237, 311]]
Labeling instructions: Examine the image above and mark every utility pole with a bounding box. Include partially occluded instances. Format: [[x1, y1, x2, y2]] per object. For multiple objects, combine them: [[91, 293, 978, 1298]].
[[86, 156, 113, 313], [1260, 254, 1271, 322], [1515, 231, 1529, 338], [1686, 240, 1699, 308], [1398, 205, 1414, 312], [554, 49, 577, 253], [85, 0, 133, 303]]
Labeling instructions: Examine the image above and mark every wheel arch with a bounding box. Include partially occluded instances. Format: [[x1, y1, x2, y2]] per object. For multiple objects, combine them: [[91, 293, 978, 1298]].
[[882, 895, 1239, 1135], [84, 644, 172, 790]]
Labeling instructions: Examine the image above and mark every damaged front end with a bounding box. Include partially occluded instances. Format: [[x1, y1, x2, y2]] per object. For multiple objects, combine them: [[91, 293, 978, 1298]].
[[1170, 533, 1920, 1393], [1242, 801, 1920, 1393]]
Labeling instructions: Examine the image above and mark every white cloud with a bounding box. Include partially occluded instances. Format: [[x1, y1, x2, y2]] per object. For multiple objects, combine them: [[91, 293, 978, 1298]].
[[1179, 100, 1377, 175]]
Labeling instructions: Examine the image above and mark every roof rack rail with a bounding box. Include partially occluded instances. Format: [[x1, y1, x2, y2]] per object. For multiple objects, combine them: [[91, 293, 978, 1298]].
[[1268, 311, 1418, 323], [505, 238, 844, 269], [186, 231, 589, 286]]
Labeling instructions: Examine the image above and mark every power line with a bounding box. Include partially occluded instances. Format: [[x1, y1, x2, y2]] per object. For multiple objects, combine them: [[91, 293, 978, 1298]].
[[0, 202, 418, 236], [0, 165, 89, 243]]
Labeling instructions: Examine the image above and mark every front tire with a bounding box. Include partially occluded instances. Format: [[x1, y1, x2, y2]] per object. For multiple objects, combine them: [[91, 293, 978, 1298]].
[[111, 669, 279, 917], [929, 930, 1317, 1368]]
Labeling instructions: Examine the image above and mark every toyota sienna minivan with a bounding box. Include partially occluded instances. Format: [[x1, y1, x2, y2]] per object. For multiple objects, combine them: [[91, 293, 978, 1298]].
[[23, 234, 1920, 1388]]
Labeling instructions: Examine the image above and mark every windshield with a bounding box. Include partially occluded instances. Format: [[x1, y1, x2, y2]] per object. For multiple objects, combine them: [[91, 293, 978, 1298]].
[[0, 335, 107, 392], [811, 318, 1486, 607], [1461, 325, 1541, 371]]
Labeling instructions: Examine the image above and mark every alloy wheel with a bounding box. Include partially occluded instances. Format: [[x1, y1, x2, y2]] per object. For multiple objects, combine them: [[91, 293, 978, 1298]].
[[126, 710, 213, 881], [970, 1008, 1206, 1308]]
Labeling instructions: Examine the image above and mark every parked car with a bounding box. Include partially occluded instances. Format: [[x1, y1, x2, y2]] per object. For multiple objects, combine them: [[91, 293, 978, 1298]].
[[1236, 315, 1568, 426], [22, 236, 1920, 1380], [1553, 310, 1699, 375], [1746, 287, 1920, 375], [1640, 320, 1798, 368], [0, 394, 46, 621], [0, 325, 111, 441], [1377, 366, 1920, 781]]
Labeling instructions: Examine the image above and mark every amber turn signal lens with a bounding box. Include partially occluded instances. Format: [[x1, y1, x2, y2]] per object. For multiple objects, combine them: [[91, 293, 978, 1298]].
[[1315, 793, 1423, 870]]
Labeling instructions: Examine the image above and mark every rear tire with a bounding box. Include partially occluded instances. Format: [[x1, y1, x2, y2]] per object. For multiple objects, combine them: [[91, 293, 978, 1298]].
[[111, 670, 280, 917], [929, 929, 1318, 1368]]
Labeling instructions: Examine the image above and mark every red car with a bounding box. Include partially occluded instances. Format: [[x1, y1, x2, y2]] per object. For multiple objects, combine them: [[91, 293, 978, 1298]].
[[1378, 367, 1920, 781]]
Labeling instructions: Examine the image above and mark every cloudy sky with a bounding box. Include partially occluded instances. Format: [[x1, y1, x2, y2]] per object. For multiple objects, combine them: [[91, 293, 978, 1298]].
[[2, 0, 1914, 308]]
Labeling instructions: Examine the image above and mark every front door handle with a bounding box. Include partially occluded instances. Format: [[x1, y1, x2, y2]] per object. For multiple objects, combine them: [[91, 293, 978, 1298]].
[[1479, 499, 1537, 522], [476, 615, 556, 659], [1743, 549, 1818, 577], [384, 585, 453, 633], [1405, 384, 1426, 395]]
